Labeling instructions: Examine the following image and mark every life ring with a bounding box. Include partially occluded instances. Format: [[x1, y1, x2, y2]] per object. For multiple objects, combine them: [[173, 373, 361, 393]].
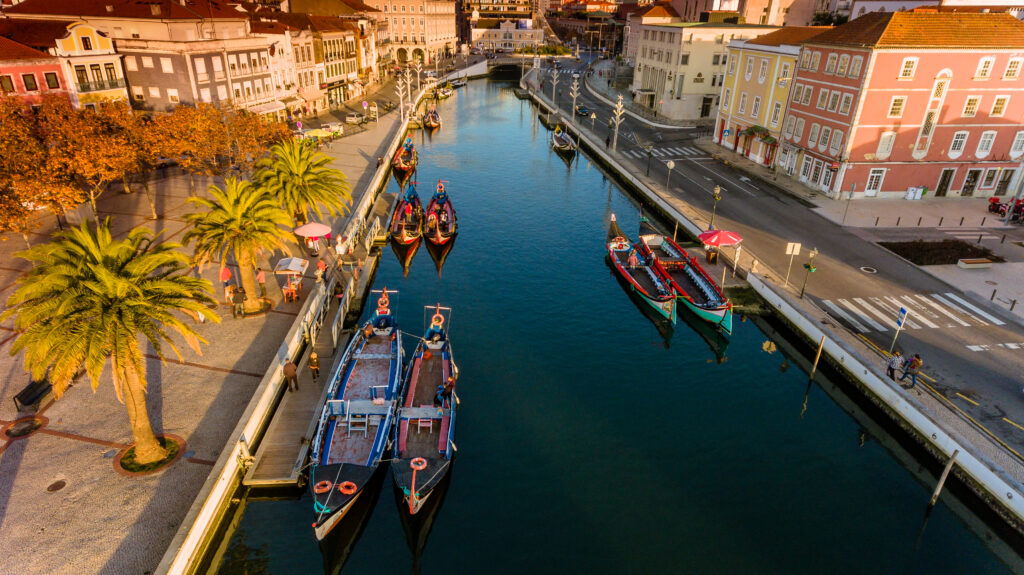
[[313, 481, 333, 494], [613, 236, 626, 243], [410, 457, 428, 471], [379, 293, 390, 307], [338, 481, 357, 495], [431, 313, 444, 327]]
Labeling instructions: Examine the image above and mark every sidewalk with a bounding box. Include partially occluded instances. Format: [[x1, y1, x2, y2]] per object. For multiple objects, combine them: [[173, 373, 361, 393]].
[[583, 59, 692, 128], [0, 92, 401, 574]]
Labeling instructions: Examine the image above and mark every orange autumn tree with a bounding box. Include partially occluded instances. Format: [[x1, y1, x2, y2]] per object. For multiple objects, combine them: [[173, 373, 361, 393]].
[[159, 104, 230, 194], [99, 100, 162, 219], [223, 109, 290, 176]]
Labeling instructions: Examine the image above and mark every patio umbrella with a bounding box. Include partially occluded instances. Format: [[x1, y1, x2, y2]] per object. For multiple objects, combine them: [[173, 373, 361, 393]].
[[293, 222, 332, 238], [274, 257, 309, 276], [698, 229, 743, 247]]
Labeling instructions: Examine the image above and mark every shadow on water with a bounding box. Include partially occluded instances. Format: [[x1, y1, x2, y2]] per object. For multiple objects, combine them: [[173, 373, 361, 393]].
[[423, 236, 456, 278], [390, 236, 422, 278], [319, 466, 388, 575], [393, 463, 454, 575]]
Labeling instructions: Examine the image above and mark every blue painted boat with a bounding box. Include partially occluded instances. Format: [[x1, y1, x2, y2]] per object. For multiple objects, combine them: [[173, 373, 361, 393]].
[[606, 214, 676, 323], [392, 305, 458, 516], [310, 289, 402, 541]]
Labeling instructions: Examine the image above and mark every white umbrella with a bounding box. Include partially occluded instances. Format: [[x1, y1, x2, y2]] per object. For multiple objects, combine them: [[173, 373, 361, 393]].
[[293, 222, 332, 238], [274, 257, 309, 276]]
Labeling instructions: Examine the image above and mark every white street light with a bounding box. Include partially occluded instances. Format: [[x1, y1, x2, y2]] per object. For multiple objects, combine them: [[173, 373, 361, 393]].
[[395, 78, 406, 122], [551, 68, 560, 113], [570, 79, 580, 123], [612, 94, 625, 152], [590, 111, 596, 132], [415, 61, 423, 92], [665, 160, 675, 190]]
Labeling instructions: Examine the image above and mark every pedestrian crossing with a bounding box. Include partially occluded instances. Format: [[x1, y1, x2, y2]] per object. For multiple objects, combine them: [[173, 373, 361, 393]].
[[943, 228, 1003, 241], [821, 292, 1006, 333], [622, 146, 704, 159]]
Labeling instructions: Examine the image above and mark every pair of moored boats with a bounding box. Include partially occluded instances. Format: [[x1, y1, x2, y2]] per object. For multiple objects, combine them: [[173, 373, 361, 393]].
[[391, 180, 458, 247], [310, 291, 459, 540], [607, 214, 733, 334]]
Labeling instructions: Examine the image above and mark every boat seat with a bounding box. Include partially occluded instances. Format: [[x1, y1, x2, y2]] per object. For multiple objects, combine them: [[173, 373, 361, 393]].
[[417, 404, 434, 434], [438, 415, 451, 454], [348, 413, 368, 437]]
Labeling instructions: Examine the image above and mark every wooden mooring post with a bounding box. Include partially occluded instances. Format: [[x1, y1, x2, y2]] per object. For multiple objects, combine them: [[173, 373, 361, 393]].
[[929, 450, 959, 509], [809, 335, 826, 380]]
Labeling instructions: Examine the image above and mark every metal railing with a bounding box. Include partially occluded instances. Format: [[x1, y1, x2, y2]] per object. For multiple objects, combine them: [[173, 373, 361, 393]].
[[77, 78, 126, 92]]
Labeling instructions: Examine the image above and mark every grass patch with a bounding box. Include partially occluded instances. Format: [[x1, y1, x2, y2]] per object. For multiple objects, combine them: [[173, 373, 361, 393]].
[[878, 239, 1005, 266], [120, 437, 180, 473]]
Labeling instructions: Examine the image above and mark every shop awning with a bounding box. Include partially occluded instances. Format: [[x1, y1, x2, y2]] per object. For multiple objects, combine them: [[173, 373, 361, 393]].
[[280, 96, 304, 106], [248, 100, 285, 114]]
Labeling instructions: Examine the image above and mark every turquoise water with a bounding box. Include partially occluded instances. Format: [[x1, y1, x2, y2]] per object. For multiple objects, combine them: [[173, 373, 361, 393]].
[[217, 80, 1019, 575]]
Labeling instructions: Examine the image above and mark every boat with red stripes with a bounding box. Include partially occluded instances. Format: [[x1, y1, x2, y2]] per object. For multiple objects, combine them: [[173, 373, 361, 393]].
[[424, 180, 457, 246], [606, 214, 676, 323], [392, 305, 458, 516], [392, 137, 418, 185], [391, 184, 424, 246]]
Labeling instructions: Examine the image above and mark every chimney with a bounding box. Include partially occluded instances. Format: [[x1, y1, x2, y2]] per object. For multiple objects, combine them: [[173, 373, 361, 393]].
[[106, 4, 114, 12], [151, 4, 162, 16]]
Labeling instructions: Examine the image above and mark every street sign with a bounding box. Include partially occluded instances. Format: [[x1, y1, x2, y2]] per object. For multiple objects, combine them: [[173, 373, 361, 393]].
[[296, 121, 302, 130], [362, 100, 368, 109], [785, 242, 801, 255], [724, 129, 731, 136], [896, 307, 908, 327]]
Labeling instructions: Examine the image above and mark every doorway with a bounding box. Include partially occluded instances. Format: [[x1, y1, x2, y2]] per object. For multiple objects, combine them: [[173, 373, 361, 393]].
[[997, 169, 1015, 196], [962, 169, 981, 196], [935, 168, 955, 197], [700, 96, 713, 118]]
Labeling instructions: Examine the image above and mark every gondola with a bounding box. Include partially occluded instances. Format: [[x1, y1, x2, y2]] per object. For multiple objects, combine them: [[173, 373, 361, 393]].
[[424, 179, 457, 246], [450, 77, 467, 88], [551, 124, 576, 154], [423, 107, 441, 129], [392, 305, 458, 517], [392, 137, 418, 185], [390, 235, 421, 278], [393, 464, 453, 571], [606, 214, 676, 323], [391, 184, 424, 246], [434, 85, 453, 99], [637, 218, 733, 334], [310, 290, 402, 541]]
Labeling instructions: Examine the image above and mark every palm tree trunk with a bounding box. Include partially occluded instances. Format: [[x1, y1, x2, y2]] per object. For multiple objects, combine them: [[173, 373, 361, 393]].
[[89, 187, 100, 225], [21, 232, 31, 249], [119, 355, 167, 464], [237, 250, 263, 313]]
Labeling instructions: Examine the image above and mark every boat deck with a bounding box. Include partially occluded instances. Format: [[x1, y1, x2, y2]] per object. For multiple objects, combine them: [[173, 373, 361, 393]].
[[400, 350, 448, 457], [610, 248, 670, 299], [324, 336, 394, 465]]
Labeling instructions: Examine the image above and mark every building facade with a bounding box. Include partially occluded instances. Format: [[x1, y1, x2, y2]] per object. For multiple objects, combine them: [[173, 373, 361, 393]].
[[368, 0, 457, 63], [782, 11, 1024, 199], [668, 0, 819, 26], [0, 36, 69, 107], [470, 18, 543, 49]]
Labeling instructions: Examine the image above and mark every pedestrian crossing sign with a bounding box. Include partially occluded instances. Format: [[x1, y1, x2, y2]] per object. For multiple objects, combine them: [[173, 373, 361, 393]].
[[896, 307, 908, 327]]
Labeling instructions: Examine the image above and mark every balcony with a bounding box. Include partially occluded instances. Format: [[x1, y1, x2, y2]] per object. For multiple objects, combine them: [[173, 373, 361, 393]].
[[77, 78, 126, 92]]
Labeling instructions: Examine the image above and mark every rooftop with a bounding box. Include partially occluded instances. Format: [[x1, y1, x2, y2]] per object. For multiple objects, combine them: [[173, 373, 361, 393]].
[[4, 0, 247, 19], [0, 18, 74, 50], [0, 34, 55, 60], [807, 11, 1024, 48], [746, 25, 831, 47]]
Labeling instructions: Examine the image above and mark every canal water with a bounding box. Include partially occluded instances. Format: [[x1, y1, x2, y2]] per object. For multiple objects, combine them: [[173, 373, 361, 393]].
[[217, 79, 1021, 574]]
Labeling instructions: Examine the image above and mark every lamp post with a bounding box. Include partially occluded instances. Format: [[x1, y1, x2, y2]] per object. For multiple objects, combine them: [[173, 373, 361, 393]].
[[665, 160, 675, 190], [550, 68, 560, 112], [799, 247, 819, 299], [415, 60, 423, 92], [645, 145, 653, 175], [841, 183, 856, 225], [570, 78, 580, 123], [395, 77, 406, 122], [612, 94, 625, 151], [590, 112, 596, 132], [709, 185, 722, 230]]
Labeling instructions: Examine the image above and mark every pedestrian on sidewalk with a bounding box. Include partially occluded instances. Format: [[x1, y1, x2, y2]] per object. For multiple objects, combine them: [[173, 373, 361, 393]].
[[256, 267, 267, 298], [377, 156, 384, 168], [231, 286, 247, 319], [316, 258, 327, 282], [605, 134, 610, 148], [898, 353, 923, 388], [220, 265, 232, 301], [309, 352, 320, 382], [284, 360, 298, 392], [886, 351, 904, 380]]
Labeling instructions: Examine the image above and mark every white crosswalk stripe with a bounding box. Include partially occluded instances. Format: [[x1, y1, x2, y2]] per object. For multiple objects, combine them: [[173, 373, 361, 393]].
[[652, 149, 665, 156], [822, 292, 1006, 333], [945, 232, 1002, 240], [682, 146, 700, 155]]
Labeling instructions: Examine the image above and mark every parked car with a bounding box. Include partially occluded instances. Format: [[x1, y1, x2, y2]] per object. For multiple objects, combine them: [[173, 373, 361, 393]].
[[575, 104, 590, 117], [425, 70, 438, 78], [345, 113, 366, 124], [470, 48, 481, 55], [325, 122, 344, 135]]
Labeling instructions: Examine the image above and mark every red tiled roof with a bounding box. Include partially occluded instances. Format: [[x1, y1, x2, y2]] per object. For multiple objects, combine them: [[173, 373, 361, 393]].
[[286, 0, 359, 17], [4, 0, 247, 20], [0, 35, 55, 60], [0, 19, 73, 51], [640, 3, 679, 19], [249, 20, 293, 34], [746, 26, 831, 47], [807, 11, 1024, 48]]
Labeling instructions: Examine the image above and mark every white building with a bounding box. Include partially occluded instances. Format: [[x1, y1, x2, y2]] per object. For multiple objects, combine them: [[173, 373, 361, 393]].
[[470, 18, 543, 50]]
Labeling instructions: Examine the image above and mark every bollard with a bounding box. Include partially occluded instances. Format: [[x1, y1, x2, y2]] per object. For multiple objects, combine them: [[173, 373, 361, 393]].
[[875, 216, 880, 227], [752, 259, 759, 274], [938, 217, 943, 226], [960, 216, 965, 226], [978, 233, 983, 244], [982, 216, 987, 226], [917, 216, 922, 226], [1003, 234, 1007, 244], [896, 216, 901, 226], [992, 289, 997, 301], [1012, 299, 1018, 312]]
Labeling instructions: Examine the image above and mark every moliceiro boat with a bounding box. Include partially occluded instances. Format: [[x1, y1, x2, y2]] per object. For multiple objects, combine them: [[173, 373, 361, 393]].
[[392, 138, 418, 184], [638, 221, 733, 334], [423, 107, 441, 129], [551, 125, 576, 154], [392, 306, 458, 515], [425, 180, 457, 246], [392, 185, 424, 245], [606, 214, 676, 323], [310, 290, 402, 540]]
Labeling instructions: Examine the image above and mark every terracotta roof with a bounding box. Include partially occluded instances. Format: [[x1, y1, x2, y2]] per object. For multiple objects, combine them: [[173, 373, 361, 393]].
[[746, 26, 831, 47], [249, 20, 293, 34], [4, 0, 247, 20], [336, 0, 379, 13], [640, 3, 679, 19], [807, 11, 1024, 48], [286, 0, 359, 17], [0, 35, 55, 60], [0, 19, 73, 51]]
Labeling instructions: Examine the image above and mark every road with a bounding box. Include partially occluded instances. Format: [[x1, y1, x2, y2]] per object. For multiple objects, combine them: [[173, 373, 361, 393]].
[[534, 56, 1024, 462]]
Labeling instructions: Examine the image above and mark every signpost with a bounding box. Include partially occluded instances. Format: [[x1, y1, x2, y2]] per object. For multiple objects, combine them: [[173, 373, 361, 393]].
[[783, 242, 801, 287], [889, 307, 909, 353], [723, 129, 731, 137], [665, 160, 675, 190], [296, 120, 302, 130]]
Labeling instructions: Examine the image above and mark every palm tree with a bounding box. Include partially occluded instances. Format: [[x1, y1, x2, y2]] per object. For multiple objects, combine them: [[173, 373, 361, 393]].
[[3, 220, 219, 464], [254, 139, 352, 226], [184, 178, 292, 313]]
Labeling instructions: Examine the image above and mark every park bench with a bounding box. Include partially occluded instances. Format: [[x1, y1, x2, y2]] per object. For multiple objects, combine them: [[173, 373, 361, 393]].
[[13, 377, 52, 413], [957, 258, 993, 270]]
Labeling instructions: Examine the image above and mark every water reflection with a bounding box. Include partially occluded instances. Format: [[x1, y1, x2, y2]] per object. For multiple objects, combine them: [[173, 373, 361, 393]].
[[390, 236, 422, 277], [392, 464, 454, 575], [319, 468, 387, 575], [424, 235, 456, 277]]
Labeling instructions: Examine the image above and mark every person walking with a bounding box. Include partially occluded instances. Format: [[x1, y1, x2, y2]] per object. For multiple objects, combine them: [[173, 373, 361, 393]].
[[256, 267, 267, 298], [316, 258, 327, 283], [309, 352, 320, 382], [231, 286, 247, 319], [886, 351, 904, 381], [220, 265, 233, 301], [605, 134, 611, 148], [898, 354, 923, 388], [284, 360, 298, 392]]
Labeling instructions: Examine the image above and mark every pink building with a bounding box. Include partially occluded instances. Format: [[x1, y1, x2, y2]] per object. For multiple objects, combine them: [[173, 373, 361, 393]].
[[780, 11, 1024, 199], [0, 36, 68, 107]]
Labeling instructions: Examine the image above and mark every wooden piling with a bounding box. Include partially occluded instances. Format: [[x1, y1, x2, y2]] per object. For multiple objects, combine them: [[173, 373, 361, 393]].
[[809, 335, 826, 380], [929, 450, 959, 509]]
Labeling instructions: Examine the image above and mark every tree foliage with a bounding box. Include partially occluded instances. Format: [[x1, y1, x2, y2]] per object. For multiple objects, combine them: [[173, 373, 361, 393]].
[[254, 139, 351, 226]]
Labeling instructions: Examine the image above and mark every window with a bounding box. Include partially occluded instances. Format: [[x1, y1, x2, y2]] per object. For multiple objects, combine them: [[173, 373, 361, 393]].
[[899, 58, 917, 79], [745, 56, 753, 80], [81, 36, 92, 51], [983, 169, 999, 188], [168, 88, 179, 103], [770, 102, 782, 126], [751, 96, 761, 118], [125, 56, 137, 71], [810, 52, 820, 71], [921, 111, 936, 137], [840, 93, 853, 115], [784, 116, 796, 137], [808, 123, 820, 147], [680, 53, 689, 65], [949, 131, 968, 158], [1011, 131, 1024, 157], [217, 84, 228, 99], [142, 56, 154, 68], [849, 56, 863, 78], [722, 88, 731, 108], [802, 87, 812, 106], [0, 75, 13, 92], [816, 89, 828, 109], [963, 96, 980, 117], [727, 55, 737, 75], [977, 130, 996, 156], [837, 55, 849, 76], [992, 96, 1009, 116], [795, 118, 805, 140], [876, 131, 896, 159], [1005, 58, 1022, 79], [738, 92, 747, 114], [800, 50, 811, 69], [866, 168, 886, 193], [132, 85, 144, 101], [712, 54, 721, 66], [792, 84, 803, 104], [22, 74, 37, 91], [148, 86, 160, 98], [44, 72, 59, 89], [758, 59, 768, 83], [200, 87, 211, 102], [825, 53, 837, 74], [104, 63, 115, 83], [888, 96, 906, 118], [976, 57, 994, 79], [827, 92, 840, 112], [819, 126, 831, 151], [830, 130, 843, 155]]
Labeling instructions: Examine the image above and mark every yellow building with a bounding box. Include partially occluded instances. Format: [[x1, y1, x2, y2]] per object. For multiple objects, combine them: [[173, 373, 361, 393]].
[[714, 27, 827, 165]]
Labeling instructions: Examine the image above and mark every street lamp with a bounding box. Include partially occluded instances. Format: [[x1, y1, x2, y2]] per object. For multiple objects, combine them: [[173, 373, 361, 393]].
[[709, 185, 722, 230], [570, 79, 580, 123], [612, 94, 625, 151], [395, 77, 406, 122], [550, 68, 560, 112], [590, 112, 596, 132], [799, 247, 819, 299], [665, 160, 675, 190], [415, 61, 423, 92], [645, 145, 653, 175]]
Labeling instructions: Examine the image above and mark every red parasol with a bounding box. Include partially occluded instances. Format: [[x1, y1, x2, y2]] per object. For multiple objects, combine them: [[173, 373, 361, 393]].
[[698, 229, 743, 247]]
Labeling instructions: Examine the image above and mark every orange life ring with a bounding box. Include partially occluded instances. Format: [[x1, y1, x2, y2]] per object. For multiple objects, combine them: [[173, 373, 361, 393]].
[[313, 481, 333, 494], [431, 313, 444, 326], [338, 481, 357, 495], [410, 457, 428, 471], [379, 293, 390, 306], [423, 351, 433, 359]]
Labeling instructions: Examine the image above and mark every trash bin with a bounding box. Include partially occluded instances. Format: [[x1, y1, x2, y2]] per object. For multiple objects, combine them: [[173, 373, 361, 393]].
[[705, 246, 719, 264]]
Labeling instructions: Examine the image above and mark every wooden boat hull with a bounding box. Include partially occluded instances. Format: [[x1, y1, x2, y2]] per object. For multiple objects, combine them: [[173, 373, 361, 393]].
[[319, 463, 387, 575], [392, 146, 417, 184], [639, 233, 733, 334], [424, 194, 457, 246], [607, 217, 676, 323], [423, 112, 441, 129], [551, 130, 576, 154], [391, 195, 423, 246]]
